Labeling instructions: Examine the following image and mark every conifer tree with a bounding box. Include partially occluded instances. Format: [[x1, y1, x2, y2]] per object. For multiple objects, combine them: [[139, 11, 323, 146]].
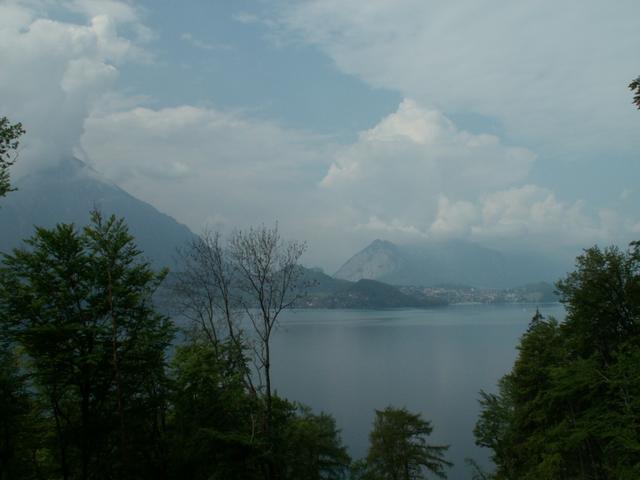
[[360, 406, 451, 480]]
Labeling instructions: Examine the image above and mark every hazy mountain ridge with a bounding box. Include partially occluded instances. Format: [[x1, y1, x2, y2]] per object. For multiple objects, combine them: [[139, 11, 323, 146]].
[[299, 268, 444, 309], [335, 238, 569, 289], [0, 161, 564, 304], [0, 158, 196, 269]]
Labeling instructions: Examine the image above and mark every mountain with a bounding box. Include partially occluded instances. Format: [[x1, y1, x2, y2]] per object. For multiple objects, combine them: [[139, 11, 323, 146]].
[[335, 239, 569, 289], [0, 158, 195, 268], [301, 266, 353, 295], [328, 279, 438, 309], [298, 267, 444, 308]]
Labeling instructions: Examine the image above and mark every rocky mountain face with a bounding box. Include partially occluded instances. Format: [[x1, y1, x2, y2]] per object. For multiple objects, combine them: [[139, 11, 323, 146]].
[[334, 239, 569, 289], [0, 158, 195, 269]]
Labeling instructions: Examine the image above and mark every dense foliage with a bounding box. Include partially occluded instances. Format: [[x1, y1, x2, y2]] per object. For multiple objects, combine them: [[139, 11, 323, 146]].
[[0, 212, 174, 479], [0, 116, 25, 198], [353, 407, 451, 480], [630, 76, 640, 110], [475, 243, 640, 479], [1, 213, 397, 479]]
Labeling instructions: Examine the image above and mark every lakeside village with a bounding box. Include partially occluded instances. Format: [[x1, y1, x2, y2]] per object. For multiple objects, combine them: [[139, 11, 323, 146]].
[[399, 283, 557, 305]]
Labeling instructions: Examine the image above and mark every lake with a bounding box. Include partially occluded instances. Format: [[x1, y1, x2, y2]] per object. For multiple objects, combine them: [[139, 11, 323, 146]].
[[270, 303, 566, 480]]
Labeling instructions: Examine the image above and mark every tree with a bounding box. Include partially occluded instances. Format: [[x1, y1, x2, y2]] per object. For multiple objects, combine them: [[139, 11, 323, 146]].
[[167, 339, 262, 480], [0, 116, 25, 198], [361, 406, 451, 480], [0, 346, 39, 480], [171, 231, 250, 389], [0, 211, 174, 479], [474, 314, 565, 479], [556, 244, 640, 362], [474, 242, 640, 479], [228, 225, 306, 432], [171, 225, 316, 479], [166, 338, 351, 480], [630, 76, 640, 110], [276, 405, 351, 480]]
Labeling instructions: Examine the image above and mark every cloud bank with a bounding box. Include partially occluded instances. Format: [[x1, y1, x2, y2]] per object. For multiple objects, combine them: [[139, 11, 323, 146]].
[[0, 0, 147, 174], [82, 98, 635, 266], [1, 1, 638, 269], [275, 0, 640, 160]]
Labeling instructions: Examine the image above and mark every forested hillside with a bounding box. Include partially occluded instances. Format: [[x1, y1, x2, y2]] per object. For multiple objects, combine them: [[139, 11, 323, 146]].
[[474, 242, 640, 479]]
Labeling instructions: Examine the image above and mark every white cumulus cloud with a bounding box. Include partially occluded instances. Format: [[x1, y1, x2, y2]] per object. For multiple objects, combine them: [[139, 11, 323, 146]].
[[321, 99, 535, 239], [0, 1, 148, 174]]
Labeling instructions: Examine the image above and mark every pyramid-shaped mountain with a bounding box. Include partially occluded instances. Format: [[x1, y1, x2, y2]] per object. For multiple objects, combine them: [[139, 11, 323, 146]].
[[335, 239, 568, 289]]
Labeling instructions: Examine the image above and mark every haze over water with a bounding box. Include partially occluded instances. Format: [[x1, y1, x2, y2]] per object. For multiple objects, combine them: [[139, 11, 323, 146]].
[[271, 303, 566, 480]]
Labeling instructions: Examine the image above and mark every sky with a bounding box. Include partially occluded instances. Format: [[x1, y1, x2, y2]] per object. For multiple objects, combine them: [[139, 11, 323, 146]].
[[2, 0, 639, 270]]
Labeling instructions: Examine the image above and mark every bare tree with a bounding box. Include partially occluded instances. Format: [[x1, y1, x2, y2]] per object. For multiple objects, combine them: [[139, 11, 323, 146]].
[[172, 231, 248, 375], [228, 224, 306, 428], [172, 225, 307, 480]]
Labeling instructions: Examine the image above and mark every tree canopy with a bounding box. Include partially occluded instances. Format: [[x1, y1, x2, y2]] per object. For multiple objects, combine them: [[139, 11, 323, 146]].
[[630, 76, 640, 110], [0, 211, 174, 479], [474, 242, 640, 479], [0, 214, 352, 480], [0, 116, 25, 198], [355, 406, 452, 480]]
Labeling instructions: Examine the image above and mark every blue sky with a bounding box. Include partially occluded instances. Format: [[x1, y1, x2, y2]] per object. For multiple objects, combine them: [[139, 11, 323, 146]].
[[121, 1, 401, 139], [1, 0, 639, 269]]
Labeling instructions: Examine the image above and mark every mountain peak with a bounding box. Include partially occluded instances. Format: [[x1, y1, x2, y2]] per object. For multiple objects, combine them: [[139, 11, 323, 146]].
[[369, 238, 397, 250], [334, 239, 566, 288], [334, 239, 403, 281]]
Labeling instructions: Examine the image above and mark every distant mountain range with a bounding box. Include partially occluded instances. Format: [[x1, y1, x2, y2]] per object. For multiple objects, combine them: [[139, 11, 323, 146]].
[[334, 239, 570, 289], [0, 158, 195, 268], [299, 268, 444, 309], [299, 267, 557, 308], [0, 160, 564, 306]]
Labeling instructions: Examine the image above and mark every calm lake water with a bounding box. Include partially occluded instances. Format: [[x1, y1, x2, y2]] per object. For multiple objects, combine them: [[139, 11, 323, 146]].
[[270, 303, 566, 480]]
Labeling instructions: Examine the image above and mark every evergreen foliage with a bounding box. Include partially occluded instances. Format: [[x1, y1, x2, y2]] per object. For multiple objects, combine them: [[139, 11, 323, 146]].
[[474, 242, 640, 479], [355, 406, 451, 480]]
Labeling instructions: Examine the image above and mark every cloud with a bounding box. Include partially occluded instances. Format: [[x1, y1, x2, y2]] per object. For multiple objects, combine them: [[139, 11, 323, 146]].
[[180, 32, 231, 51], [79, 96, 639, 267], [471, 186, 602, 246], [320, 99, 535, 238], [2, 1, 637, 269], [427, 185, 640, 251], [430, 197, 478, 238], [314, 100, 638, 256], [65, 0, 140, 24], [274, 0, 640, 159], [81, 103, 332, 233], [0, 1, 148, 174]]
